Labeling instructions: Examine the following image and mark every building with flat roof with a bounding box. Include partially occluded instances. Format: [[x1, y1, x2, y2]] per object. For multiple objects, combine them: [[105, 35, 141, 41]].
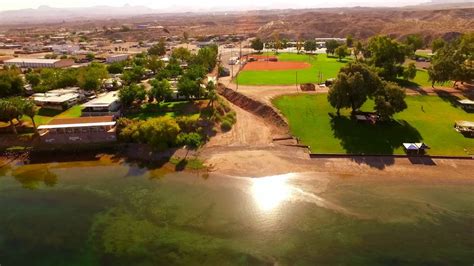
[[106, 54, 129, 63], [38, 116, 117, 144], [458, 99, 474, 111], [4, 58, 74, 68], [33, 88, 83, 110], [82, 91, 121, 117]]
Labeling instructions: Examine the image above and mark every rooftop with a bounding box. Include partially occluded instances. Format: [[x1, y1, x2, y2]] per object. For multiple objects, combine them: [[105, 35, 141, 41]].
[[458, 99, 474, 105], [455, 121, 474, 128], [82, 91, 119, 108], [48, 116, 114, 125], [38, 116, 115, 130], [34, 93, 80, 103], [5, 58, 61, 64]]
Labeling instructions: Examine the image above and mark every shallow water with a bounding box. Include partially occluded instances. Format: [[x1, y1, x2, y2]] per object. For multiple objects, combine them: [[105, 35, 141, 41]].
[[0, 156, 473, 265]]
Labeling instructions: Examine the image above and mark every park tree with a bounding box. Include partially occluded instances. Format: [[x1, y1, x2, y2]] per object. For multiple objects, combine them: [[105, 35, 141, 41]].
[[193, 45, 218, 72], [296, 38, 304, 54], [329, 72, 367, 113], [304, 40, 317, 53], [177, 76, 201, 99], [327, 79, 350, 116], [335, 45, 349, 61], [327, 62, 384, 113], [148, 38, 167, 56], [206, 81, 218, 107], [138, 116, 180, 151], [119, 84, 147, 108], [107, 62, 125, 74], [354, 41, 364, 61], [0, 98, 22, 134], [149, 79, 172, 103], [328, 62, 407, 119], [403, 63, 417, 80], [25, 72, 41, 87], [185, 64, 206, 81], [147, 56, 165, 74], [428, 34, 474, 87], [177, 132, 203, 150], [404, 34, 424, 53], [273, 33, 282, 54], [366, 35, 407, 81], [251, 38, 264, 53], [431, 38, 446, 53], [78, 63, 108, 92], [325, 40, 340, 55], [171, 47, 192, 62], [122, 65, 146, 84], [56, 68, 79, 89], [0, 67, 24, 97], [346, 35, 354, 47], [19, 98, 38, 131], [157, 57, 183, 80], [374, 82, 407, 121]]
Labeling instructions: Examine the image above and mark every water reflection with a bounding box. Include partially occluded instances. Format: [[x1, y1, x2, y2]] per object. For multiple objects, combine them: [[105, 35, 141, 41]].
[[251, 173, 294, 211]]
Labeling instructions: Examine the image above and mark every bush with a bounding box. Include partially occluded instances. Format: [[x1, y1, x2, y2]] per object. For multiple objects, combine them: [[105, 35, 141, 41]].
[[223, 111, 236, 124], [177, 132, 203, 149], [139, 117, 180, 151], [117, 117, 181, 151], [176, 116, 200, 133], [221, 120, 232, 132]]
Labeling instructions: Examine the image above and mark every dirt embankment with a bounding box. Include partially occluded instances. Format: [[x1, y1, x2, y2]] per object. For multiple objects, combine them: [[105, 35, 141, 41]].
[[217, 84, 289, 134]]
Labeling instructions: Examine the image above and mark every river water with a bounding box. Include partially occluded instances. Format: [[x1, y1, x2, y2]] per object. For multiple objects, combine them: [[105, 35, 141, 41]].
[[0, 155, 473, 265]]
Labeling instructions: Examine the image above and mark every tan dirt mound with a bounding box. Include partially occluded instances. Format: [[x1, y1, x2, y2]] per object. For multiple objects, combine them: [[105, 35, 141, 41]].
[[243, 61, 311, 71], [217, 84, 288, 134]]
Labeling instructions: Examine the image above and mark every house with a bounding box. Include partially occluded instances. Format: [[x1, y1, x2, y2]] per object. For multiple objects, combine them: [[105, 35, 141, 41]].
[[37, 116, 117, 144], [33, 88, 83, 110], [82, 91, 121, 117], [457, 99, 474, 111], [4, 58, 74, 68], [106, 54, 129, 63]]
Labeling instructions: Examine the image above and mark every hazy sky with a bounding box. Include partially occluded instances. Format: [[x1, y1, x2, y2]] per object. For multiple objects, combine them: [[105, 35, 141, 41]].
[[0, 0, 434, 11]]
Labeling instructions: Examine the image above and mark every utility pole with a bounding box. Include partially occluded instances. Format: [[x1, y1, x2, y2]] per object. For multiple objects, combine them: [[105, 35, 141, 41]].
[[239, 41, 242, 60], [296, 72, 298, 92]]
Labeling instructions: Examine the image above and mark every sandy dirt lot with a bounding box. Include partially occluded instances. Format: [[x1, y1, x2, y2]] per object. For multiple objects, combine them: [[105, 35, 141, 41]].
[[204, 101, 276, 148]]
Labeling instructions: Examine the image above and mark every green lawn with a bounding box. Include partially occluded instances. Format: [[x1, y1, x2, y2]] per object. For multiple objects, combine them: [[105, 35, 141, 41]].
[[126, 101, 202, 120], [1, 105, 83, 128], [237, 53, 350, 85], [237, 53, 433, 88], [273, 94, 474, 156]]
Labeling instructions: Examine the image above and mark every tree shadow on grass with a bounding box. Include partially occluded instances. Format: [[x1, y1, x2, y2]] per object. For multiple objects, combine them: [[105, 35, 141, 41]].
[[37, 108, 63, 117], [433, 90, 462, 109], [175, 159, 188, 171], [330, 116, 423, 169], [395, 79, 425, 94]]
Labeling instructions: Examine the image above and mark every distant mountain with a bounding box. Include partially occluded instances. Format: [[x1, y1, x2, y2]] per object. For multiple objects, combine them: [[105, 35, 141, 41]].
[[429, 0, 474, 3], [0, 5, 156, 24]]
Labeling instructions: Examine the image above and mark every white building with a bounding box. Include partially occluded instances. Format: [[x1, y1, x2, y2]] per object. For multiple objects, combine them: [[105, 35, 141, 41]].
[[82, 91, 121, 117], [4, 58, 74, 68], [33, 88, 83, 110], [106, 54, 129, 63]]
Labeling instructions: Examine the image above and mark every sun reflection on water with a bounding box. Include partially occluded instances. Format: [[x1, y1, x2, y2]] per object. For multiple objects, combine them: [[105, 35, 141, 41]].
[[251, 173, 294, 211]]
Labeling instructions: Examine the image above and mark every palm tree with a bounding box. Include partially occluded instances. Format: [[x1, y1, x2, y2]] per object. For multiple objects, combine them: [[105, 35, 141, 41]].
[[21, 99, 38, 133], [0, 99, 22, 134]]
